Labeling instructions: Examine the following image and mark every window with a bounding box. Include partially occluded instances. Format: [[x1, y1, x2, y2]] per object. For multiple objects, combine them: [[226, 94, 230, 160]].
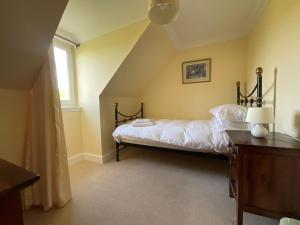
[[53, 40, 76, 108]]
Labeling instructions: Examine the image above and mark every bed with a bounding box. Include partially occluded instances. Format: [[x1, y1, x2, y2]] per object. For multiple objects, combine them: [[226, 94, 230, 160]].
[[113, 67, 264, 161]]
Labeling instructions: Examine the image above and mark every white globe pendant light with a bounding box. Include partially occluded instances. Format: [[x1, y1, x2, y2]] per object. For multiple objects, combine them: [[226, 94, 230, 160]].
[[148, 0, 180, 25]]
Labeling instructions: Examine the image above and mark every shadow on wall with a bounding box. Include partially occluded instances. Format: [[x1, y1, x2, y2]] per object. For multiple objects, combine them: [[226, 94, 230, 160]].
[[294, 112, 300, 139]]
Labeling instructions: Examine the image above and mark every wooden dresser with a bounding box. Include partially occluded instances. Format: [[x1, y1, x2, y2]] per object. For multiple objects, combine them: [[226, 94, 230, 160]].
[[0, 159, 39, 225], [226, 130, 300, 225]]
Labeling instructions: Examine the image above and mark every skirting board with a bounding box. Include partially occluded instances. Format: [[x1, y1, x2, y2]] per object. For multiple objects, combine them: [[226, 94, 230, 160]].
[[68, 151, 114, 165]]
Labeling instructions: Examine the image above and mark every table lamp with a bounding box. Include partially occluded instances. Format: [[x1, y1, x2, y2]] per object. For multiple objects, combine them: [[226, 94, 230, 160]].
[[246, 107, 274, 138]]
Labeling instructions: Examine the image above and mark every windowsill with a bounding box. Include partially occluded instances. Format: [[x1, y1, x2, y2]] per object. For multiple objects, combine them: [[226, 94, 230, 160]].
[[62, 106, 81, 112]]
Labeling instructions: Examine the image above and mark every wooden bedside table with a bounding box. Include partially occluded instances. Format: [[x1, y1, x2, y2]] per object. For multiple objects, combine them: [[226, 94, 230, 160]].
[[0, 159, 39, 225], [226, 130, 300, 225]]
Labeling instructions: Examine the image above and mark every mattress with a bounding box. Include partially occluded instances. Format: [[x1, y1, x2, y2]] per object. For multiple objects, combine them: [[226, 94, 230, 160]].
[[112, 119, 231, 153]]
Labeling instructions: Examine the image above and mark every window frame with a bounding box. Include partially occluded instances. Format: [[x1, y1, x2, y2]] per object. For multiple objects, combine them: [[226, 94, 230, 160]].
[[53, 39, 77, 108]]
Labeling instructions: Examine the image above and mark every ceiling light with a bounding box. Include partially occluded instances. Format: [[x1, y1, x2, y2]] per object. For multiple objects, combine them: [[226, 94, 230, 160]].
[[148, 0, 180, 25]]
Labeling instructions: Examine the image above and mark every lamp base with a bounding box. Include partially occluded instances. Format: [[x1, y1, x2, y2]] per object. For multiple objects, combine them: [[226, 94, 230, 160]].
[[251, 124, 269, 138]]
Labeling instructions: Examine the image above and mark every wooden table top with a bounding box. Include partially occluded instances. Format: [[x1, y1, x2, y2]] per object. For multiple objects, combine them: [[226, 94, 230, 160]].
[[0, 159, 39, 198], [225, 130, 300, 150]]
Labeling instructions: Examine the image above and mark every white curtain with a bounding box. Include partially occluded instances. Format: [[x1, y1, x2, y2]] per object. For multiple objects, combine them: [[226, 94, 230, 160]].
[[23, 44, 72, 210]]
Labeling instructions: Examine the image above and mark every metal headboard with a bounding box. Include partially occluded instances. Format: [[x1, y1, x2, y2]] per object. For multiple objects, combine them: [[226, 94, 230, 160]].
[[237, 67, 263, 107], [115, 103, 144, 128]]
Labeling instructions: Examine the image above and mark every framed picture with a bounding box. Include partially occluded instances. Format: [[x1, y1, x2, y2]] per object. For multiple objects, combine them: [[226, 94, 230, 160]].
[[182, 58, 211, 84]]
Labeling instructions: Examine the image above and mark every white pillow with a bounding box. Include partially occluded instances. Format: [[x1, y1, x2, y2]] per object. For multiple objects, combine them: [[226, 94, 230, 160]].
[[215, 119, 251, 132], [209, 104, 247, 122]]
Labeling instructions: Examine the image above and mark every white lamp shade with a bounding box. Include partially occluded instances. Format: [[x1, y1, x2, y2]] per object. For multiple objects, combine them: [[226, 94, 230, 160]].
[[246, 107, 274, 124], [148, 0, 179, 24]]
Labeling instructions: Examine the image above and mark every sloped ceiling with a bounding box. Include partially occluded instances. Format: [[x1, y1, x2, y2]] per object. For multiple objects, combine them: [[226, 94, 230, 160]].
[[0, 0, 68, 89], [166, 0, 268, 49], [101, 24, 176, 97], [58, 0, 148, 43], [58, 0, 267, 49]]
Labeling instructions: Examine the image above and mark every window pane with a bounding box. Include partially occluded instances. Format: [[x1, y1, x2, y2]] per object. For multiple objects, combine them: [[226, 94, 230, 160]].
[[54, 47, 71, 101]]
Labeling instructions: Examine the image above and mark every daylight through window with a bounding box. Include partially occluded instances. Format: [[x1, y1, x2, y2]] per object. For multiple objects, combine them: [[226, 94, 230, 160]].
[[53, 41, 75, 107]]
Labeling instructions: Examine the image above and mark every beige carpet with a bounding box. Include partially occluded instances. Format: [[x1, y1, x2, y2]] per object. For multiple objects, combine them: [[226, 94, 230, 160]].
[[24, 148, 278, 225]]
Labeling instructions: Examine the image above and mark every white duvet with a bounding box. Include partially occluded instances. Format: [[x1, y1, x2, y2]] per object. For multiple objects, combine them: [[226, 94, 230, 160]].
[[112, 119, 230, 153]]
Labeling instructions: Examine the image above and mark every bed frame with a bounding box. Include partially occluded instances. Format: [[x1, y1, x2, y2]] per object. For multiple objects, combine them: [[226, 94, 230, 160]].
[[236, 67, 263, 107], [114, 67, 264, 161]]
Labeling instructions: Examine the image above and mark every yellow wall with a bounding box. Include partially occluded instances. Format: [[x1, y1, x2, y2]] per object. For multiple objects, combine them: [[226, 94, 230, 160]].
[[76, 20, 149, 156], [62, 110, 83, 158], [141, 38, 247, 120], [0, 90, 83, 164], [247, 0, 300, 138], [0, 89, 29, 165]]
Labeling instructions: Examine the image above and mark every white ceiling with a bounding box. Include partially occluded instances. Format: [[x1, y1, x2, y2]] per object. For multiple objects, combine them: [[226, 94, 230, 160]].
[[166, 0, 268, 49], [58, 0, 268, 48], [58, 0, 148, 42]]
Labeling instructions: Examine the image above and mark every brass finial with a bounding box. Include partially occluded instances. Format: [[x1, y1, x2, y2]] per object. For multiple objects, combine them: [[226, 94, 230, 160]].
[[236, 81, 241, 86], [256, 67, 263, 76]]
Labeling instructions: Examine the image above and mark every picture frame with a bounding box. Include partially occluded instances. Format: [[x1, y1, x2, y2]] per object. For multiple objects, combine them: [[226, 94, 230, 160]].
[[182, 58, 211, 84]]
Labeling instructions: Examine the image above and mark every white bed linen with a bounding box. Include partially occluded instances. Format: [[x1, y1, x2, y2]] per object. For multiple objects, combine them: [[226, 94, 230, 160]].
[[112, 119, 231, 153]]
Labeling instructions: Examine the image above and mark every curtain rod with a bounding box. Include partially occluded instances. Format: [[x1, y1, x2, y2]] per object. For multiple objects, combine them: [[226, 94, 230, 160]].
[[54, 34, 80, 48]]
